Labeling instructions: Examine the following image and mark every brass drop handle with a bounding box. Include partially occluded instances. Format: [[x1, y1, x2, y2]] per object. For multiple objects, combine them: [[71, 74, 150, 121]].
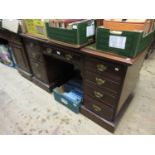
[[94, 91, 104, 98], [65, 54, 73, 61], [47, 48, 53, 54], [92, 104, 102, 112], [96, 64, 107, 72], [96, 77, 105, 85], [35, 63, 39, 68]]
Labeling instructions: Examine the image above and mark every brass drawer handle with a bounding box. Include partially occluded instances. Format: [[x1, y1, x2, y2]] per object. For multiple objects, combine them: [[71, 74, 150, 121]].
[[94, 91, 104, 98], [96, 77, 105, 85], [96, 64, 107, 72], [65, 54, 73, 61], [92, 104, 102, 112], [47, 48, 53, 54], [34, 63, 39, 68]]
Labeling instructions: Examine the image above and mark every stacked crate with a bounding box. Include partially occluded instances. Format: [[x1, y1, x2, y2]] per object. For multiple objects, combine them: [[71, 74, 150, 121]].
[[96, 19, 155, 57], [45, 19, 95, 48]]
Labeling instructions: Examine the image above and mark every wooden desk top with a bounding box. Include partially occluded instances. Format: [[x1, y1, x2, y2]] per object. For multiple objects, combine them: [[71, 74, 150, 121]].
[[20, 33, 146, 66], [81, 45, 146, 65], [20, 33, 80, 52]]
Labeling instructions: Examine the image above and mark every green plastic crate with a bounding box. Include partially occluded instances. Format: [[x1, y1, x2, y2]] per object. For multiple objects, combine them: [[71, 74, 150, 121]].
[[45, 20, 95, 47], [96, 26, 154, 57]]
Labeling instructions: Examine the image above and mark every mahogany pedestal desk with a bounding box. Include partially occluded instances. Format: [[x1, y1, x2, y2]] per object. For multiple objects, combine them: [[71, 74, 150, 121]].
[[20, 34, 146, 132]]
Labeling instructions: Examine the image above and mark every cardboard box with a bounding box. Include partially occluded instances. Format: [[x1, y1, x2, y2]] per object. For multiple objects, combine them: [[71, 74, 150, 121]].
[[103, 19, 154, 33], [22, 19, 47, 39]]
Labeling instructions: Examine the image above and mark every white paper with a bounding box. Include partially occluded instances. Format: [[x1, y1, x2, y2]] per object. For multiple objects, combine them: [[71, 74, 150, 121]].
[[109, 35, 127, 49], [2, 19, 19, 33], [72, 25, 77, 29], [86, 25, 95, 37], [61, 98, 68, 105]]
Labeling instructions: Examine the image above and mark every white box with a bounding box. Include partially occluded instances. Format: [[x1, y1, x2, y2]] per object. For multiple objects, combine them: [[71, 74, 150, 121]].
[[2, 19, 19, 33]]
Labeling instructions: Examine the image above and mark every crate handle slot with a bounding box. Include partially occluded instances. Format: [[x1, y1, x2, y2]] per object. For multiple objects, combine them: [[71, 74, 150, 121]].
[[110, 31, 122, 35]]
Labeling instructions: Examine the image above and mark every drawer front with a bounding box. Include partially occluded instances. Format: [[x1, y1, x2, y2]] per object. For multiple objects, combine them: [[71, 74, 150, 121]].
[[84, 96, 114, 121], [25, 40, 44, 62], [43, 47, 81, 65], [85, 71, 121, 94], [84, 83, 118, 108], [30, 60, 48, 83], [85, 58, 125, 82], [10, 43, 31, 73]]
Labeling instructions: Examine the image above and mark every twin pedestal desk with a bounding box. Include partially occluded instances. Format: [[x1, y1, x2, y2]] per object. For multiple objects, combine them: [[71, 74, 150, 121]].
[[0, 29, 146, 132]]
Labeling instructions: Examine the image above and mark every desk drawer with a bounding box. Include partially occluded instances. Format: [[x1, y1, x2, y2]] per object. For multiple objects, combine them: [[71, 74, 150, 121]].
[[85, 58, 125, 82], [43, 47, 81, 65], [84, 83, 118, 108], [84, 96, 114, 121], [30, 59, 48, 83], [85, 71, 121, 94], [54, 49, 82, 65], [25, 40, 44, 62]]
